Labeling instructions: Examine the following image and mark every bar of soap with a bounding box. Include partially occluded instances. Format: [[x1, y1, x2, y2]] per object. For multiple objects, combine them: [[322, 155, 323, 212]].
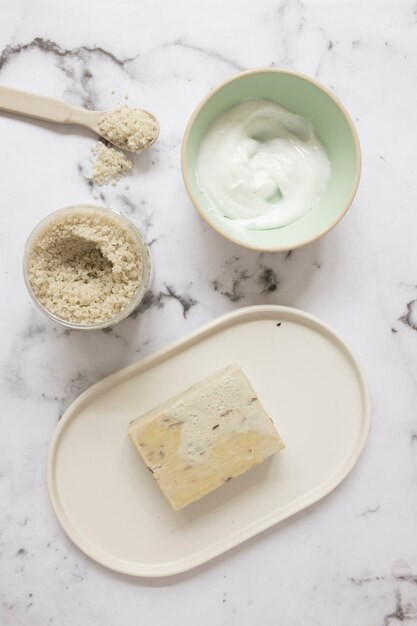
[[128, 364, 285, 511]]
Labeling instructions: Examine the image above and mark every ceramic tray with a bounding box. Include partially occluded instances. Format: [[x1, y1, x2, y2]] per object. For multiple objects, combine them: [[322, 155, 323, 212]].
[[47, 305, 371, 577]]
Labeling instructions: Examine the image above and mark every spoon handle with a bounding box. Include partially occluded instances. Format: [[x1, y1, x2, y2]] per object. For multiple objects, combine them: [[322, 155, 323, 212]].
[[0, 85, 83, 125]]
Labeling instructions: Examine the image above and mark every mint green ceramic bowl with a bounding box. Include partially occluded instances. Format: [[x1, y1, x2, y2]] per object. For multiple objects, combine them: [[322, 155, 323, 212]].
[[181, 69, 361, 251]]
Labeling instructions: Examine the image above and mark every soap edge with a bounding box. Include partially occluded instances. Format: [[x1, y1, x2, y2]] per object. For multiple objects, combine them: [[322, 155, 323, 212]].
[[127, 363, 242, 436]]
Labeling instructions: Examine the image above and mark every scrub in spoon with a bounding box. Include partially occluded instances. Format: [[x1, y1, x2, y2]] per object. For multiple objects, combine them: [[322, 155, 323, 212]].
[[0, 85, 160, 185], [90, 106, 160, 186]]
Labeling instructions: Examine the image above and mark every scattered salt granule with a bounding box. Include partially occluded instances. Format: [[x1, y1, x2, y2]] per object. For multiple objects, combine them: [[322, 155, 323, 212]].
[[89, 143, 133, 186]]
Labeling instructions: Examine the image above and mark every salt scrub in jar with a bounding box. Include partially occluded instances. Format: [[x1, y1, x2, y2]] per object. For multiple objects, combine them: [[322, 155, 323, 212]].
[[24, 206, 150, 329], [196, 99, 331, 230]]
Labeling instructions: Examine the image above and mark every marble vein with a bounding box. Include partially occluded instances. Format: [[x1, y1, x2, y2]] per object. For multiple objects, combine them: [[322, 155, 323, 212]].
[[0, 37, 139, 72], [383, 590, 417, 625], [211, 255, 280, 302], [167, 39, 245, 72], [399, 299, 417, 331], [135, 284, 197, 319]]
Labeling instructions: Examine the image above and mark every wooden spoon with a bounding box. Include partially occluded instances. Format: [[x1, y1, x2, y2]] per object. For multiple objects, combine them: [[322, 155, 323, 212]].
[[0, 85, 160, 152]]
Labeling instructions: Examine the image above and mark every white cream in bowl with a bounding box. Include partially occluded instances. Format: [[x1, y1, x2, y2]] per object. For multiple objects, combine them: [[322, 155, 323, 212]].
[[196, 99, 331, 230]]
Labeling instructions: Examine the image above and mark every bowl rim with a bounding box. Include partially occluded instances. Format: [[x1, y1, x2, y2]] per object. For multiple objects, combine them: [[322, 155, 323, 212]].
[[181, 67, 362, 252], [23, 204, 152, 330]]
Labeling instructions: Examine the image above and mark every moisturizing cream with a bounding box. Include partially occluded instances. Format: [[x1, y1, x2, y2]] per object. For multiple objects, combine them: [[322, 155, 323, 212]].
[[196, 99, 331, 230]]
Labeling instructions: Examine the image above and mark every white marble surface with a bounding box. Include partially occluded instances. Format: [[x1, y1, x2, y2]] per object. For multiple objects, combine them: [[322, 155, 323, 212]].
[[1, 1, 417, 624]]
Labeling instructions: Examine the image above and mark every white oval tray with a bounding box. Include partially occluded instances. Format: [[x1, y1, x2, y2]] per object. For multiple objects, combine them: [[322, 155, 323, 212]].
[[47, 305, 371, 577]]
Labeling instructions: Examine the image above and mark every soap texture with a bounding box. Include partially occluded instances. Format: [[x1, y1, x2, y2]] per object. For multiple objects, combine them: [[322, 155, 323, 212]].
[[128, 364, 285, 510]]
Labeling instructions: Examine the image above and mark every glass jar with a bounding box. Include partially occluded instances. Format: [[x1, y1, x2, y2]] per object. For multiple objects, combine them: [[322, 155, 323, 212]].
[[23, 204, 152, 330]]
